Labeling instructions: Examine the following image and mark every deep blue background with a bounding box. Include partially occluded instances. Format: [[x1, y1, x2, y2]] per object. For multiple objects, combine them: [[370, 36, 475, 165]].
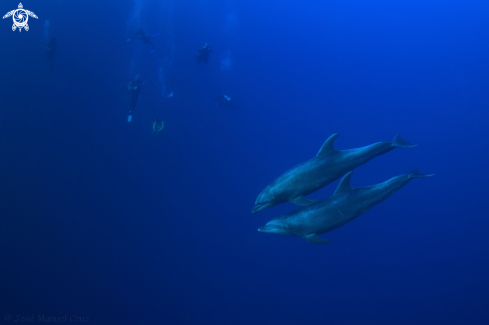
[[1, 0, 488, 324]]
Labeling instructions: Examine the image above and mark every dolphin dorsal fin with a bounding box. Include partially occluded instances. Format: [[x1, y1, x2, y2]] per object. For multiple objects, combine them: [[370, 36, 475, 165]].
[[316, 133, 340, 157], [334, 171, 353, 195]]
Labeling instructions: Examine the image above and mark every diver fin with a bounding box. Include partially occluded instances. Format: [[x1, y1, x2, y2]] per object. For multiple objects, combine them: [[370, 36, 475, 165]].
[[392, 134, 418, 148], [290, 196, 318, 206], [334, 171, 353, 196], [317, 133, 340, 157], [408, 169, 435, 178], [303, 234, 332, 244]]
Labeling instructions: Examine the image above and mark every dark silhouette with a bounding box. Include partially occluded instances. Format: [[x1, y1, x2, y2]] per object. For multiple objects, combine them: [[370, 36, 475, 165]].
[[196, 43, 213, 64], [127, 75, 143, 122], [214, 95, 243, 112], [127, 28, 155, 52], [46, 37, 56, 73]]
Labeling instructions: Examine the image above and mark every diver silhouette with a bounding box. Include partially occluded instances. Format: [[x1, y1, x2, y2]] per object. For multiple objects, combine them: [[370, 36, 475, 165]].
[[196, 43, 213, 64], [46, 37, 56, 73], [127, 75, 143, 122], [214, 95, 244, 112], [127, 28, 156, 52]]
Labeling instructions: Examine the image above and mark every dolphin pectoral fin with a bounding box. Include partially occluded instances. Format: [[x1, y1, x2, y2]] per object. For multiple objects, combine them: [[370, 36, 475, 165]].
[[303, 234, 332, 245], [392, 134, 417, 148], [409, 168, 435, 178], [316, 133, 340, 157], [289, 196, 318, 206]]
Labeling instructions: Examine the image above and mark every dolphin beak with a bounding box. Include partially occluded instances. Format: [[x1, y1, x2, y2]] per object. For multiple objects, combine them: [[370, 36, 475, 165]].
[[258, 225, 271, 233], [252, 201, 274, 213], [252, 204, 265, 213], [258, 224, 282, 234]]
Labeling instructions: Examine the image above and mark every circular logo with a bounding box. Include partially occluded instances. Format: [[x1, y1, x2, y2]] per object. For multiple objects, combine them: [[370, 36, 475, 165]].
[[14, 9, 27, 28]]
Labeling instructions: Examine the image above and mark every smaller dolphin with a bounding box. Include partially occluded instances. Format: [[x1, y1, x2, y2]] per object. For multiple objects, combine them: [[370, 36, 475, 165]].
[[252, 134, 417, 213], [258, 169, 434, 244]]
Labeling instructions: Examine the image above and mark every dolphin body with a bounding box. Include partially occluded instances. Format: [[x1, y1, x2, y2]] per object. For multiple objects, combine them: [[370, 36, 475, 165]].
[[252, 134, 417, 213], [258, 169, 434, 244]]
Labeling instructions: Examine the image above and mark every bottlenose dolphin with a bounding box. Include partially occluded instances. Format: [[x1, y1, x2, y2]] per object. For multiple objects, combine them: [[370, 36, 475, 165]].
[[258, 169, 434, 244], [252, 134, 417, 213]]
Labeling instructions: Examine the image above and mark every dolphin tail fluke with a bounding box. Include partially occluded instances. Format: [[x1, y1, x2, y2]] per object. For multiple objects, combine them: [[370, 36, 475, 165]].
[[409, 168, 435, 178], [303, 234, 332, 245], [392, 134, 418, 148]]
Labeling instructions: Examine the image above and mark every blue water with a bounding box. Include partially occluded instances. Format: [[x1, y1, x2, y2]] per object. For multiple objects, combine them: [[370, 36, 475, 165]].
[[1, 0, 488, 324]]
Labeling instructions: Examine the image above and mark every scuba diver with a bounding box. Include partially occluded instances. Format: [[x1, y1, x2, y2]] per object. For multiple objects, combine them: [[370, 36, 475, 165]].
[[127, 28, 155, 52], [214, 95, 244, 112], [127, 75, 143, 122], [46, 37, 56, 73], [196, 43, 213, 64], [152, 119, 164, 134]]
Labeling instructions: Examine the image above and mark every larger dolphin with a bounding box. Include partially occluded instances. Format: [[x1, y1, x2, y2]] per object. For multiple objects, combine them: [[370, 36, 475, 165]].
[[258, 169, 434, 244], [252, 134, 417, 213]]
